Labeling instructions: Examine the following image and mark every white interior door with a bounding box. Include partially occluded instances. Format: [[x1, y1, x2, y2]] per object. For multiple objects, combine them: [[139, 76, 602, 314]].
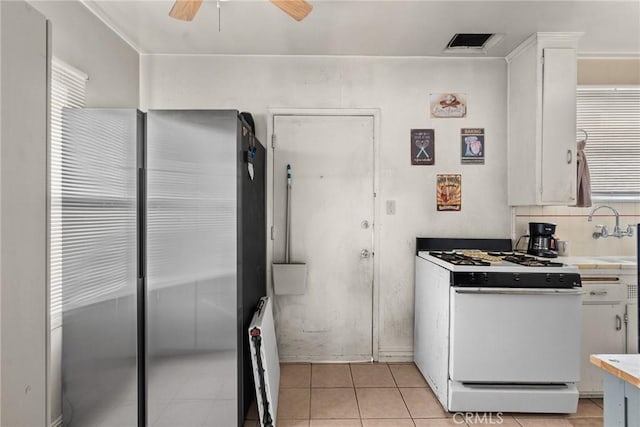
[[272, 114, 375, 361]]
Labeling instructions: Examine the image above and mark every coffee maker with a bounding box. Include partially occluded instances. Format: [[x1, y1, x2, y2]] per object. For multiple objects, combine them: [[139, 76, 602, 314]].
[[527, 222, 559, 258]]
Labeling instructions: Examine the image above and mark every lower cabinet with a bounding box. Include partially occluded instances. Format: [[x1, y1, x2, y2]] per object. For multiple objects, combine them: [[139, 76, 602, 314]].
[[579, 280, 637, 396], [580, 301, 626, 395]]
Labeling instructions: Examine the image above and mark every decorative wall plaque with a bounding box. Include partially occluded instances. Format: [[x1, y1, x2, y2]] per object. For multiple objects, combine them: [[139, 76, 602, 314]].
[[436, 174, 462, 211], [430, 93, 467, 118], [461, 128, 485, 164], [411, 129, 435, 165]]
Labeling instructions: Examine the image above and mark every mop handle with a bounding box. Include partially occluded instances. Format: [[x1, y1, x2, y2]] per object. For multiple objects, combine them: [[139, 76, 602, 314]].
[[285, 164, 292, 264]]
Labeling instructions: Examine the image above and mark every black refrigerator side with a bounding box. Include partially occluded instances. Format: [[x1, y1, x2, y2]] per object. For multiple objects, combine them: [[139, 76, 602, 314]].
[[137, 110, 147, 427], [237, 116, 267, 424]]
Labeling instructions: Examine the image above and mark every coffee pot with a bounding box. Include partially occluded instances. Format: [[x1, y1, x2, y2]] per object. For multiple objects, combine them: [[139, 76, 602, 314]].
[[527, 222, 558, 258]]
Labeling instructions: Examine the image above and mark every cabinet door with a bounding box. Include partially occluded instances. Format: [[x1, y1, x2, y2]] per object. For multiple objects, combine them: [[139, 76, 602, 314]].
[[579, 303, 626, 395], [541, 48, 577, 205]]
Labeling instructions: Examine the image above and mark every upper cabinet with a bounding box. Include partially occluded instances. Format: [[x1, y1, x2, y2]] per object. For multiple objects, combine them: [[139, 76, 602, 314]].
[[507, 33, 582, 206]]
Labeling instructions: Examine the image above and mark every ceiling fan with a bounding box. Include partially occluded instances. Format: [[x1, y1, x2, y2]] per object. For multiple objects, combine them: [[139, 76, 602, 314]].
[[169, 0, 313, 22]]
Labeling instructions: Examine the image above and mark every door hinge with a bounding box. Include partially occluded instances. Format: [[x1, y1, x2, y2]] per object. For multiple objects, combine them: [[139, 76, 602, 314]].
[[270, 226, 274, 241], [271, 134, 276, 149], [624, 312, 629, 325]]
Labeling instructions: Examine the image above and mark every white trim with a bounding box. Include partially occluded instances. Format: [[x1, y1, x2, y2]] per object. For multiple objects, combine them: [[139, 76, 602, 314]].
[[46, 20, 52, 427], [266, 108, 382, 362], [279, 355, 373, 364], [578, 53, 640, 59], [377, 349, 414, 363], [78, 0, 144, 54], [506, 32, 583, 63], [140, 52, 506, 60], [505, 33, 538, 63]]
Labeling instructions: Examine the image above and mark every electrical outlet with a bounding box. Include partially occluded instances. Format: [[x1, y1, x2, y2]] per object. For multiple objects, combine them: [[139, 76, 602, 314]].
[[386, 200, 396, 215]]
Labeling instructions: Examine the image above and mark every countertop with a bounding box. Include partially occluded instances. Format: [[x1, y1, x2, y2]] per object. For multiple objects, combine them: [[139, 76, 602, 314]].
[[590, 354, 640, 388], [557, 256, 637, 271]]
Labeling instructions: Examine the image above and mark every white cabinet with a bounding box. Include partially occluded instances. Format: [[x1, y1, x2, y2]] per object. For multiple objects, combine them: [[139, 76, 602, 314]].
[[579, 276, 638, 396], [580, 292, 627, 395], [506, 33, 582, 206]]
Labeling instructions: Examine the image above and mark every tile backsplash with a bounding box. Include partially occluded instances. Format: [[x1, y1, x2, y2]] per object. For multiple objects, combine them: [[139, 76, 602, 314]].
[[514, 203, 640, 256]]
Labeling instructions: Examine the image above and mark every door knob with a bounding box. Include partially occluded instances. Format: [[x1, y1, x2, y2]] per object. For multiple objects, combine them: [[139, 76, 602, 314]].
[[361, 249, 370, 258], [361, 220, 369, 229]]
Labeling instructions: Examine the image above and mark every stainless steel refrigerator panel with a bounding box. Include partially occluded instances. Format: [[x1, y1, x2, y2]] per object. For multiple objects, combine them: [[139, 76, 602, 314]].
[[61, 109, 140, 427], [146, 110, 238, 426]]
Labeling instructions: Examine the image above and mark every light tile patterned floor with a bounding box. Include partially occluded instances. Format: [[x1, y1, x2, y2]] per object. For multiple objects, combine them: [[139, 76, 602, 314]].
[[244, 362, 604, 427]]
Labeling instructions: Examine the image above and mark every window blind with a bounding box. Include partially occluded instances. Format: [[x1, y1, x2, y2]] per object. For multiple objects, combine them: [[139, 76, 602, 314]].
[[50, 59, 87, 328], [576, 87, 640, 200]]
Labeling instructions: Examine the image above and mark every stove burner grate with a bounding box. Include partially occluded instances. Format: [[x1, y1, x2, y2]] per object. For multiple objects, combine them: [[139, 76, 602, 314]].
[[429, 251, 491, 266], [502, 255, 563, 267]]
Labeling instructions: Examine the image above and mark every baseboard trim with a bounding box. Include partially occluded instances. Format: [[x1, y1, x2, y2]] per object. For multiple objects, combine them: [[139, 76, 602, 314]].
[[279, 355, 373, 363], [377, 350, 414, 363]]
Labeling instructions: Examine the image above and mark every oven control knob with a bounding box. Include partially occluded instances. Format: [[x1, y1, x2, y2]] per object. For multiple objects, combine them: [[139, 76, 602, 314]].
[[546, 274, 552, 282], [483, 273, 489, 281], [513, 273, 520, 281], [558, 274, 565, 282]]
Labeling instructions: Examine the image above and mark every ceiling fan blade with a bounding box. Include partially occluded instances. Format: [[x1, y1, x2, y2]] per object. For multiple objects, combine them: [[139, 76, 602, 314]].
[[169, 0, 204, 21], [270, 0, 313, 21]]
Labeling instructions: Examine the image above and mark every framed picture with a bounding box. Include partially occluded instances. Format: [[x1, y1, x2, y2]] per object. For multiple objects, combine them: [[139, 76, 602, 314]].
[[411, 129, 435, 165], [430, 93, 467, 118], [461, 128, 485, 164], [436, 174, 462, 211]]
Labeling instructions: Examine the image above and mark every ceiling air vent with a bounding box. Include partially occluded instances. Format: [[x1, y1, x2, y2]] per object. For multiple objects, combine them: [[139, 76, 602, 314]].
[[444, 33, 503, 54]]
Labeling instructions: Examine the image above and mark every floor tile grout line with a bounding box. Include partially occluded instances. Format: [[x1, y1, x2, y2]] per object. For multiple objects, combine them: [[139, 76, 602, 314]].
[[308, 370, 312, 422], [349, 363, 365, 423], [386, 362, 401, 389]]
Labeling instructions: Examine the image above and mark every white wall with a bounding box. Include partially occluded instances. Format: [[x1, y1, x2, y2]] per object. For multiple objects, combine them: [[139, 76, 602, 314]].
[[1, 2, 49, 425], [141, 55, 510, 358], [30, 0, 139, 108]]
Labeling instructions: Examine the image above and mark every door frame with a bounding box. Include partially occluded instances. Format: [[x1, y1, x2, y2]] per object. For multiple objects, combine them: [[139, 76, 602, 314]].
[[266, 108, 381, 361]]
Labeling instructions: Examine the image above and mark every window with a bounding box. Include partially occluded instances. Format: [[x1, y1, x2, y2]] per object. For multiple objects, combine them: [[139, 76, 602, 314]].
[[50, 59, 87, 328], [576, 87, 640, 201]]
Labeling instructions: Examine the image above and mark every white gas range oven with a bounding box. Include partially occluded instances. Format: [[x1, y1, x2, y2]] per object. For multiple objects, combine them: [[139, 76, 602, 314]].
[[414, 238, 583, 414]]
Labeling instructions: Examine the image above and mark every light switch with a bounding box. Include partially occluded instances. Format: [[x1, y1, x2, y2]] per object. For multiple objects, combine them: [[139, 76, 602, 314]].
[[386, 200, 396, 215]]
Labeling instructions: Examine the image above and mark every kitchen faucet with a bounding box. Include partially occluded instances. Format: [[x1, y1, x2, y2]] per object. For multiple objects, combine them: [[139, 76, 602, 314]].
[[587, 205, 635, 239]]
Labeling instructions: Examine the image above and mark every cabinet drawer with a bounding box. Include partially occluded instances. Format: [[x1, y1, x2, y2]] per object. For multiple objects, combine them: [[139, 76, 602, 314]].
[[582, 283, 626, 303]]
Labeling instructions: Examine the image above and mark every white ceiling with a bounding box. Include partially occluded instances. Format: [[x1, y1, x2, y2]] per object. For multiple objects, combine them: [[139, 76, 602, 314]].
[[81, 0, 640, 57]]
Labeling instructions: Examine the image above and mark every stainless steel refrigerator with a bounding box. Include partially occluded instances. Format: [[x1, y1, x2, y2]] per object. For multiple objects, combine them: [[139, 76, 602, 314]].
[[61, 109, 266, 427]]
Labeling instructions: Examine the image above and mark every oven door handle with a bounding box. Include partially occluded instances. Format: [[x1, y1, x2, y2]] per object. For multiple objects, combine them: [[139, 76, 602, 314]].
[[454, 288, 585, 296]]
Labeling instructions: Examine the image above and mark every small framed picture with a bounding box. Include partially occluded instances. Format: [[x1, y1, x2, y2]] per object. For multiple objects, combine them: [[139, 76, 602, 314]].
[[436, 174, 462, 211], [411, 129, 435, 165], [461, 128, 485, 164], [430, 93, 467, 118]]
